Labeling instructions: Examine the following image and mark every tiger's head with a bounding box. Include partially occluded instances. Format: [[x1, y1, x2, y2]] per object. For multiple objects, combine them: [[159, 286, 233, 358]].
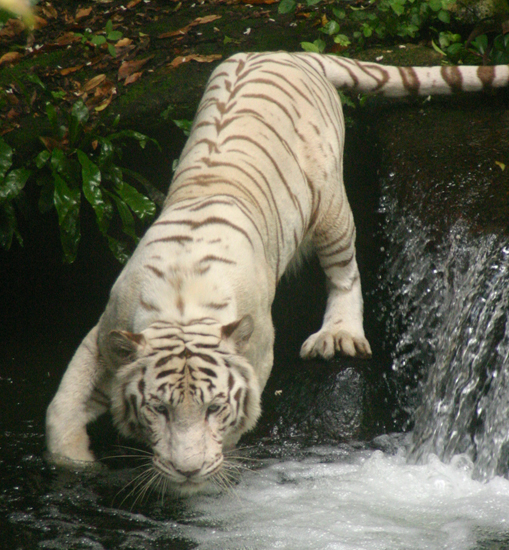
[[106, 315, 260, 494]]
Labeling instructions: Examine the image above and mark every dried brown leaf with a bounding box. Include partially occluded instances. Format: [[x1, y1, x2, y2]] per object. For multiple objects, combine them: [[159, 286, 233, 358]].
[[60, 65, 84, 76], [33, 16, 48, 29], [40, 4, 58, 19], [54, 32, 80, 46], [0, 52, 22, 67], [118, 55, 153, 80], [94, 96, 113, 112], [83, 74, 107, 93], [168, 54, 222, 69], [158, 14, 222, 39], [76, 7, 92, 19], [124, 71, 143, 85], [0, 19, 26, 39]]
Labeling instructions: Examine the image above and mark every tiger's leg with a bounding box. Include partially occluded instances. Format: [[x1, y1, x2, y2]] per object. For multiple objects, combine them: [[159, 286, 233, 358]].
[[300, 201, 372, 360], [46, 325, 109, 466]]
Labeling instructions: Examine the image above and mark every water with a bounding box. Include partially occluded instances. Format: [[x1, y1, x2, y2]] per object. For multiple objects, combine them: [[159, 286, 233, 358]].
[[182, 440, 509, 550], [4, 438, 509, 549], [378, 187, 509, 481]]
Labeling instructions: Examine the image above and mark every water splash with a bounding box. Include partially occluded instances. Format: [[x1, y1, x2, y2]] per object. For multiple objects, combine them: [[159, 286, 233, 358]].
[[181, 441, 509, 550], [379, 184, 509, 480]]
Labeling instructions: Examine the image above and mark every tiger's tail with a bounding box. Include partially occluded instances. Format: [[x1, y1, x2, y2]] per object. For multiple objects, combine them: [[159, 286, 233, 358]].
[[296, 53, 509, 97]]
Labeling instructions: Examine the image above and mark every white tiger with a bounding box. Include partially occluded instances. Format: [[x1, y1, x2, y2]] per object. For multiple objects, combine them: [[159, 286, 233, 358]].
[[46, 52, 509, 494]]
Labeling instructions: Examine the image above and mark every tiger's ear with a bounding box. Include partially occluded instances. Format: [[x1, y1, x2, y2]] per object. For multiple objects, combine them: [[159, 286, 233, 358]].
[[221, 315, 254, 354], [108, 330, 146, 365]]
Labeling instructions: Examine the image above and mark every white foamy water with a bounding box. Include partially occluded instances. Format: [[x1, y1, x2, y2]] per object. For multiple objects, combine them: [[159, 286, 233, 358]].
[[182, 442, 509, 550]]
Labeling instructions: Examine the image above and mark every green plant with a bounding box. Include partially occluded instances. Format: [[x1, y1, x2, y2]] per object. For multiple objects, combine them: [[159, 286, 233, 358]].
[[281, 0, 456, 48], [76, 19, 123, 57], [0, 140, 31, 250], [0, 100, 160, 264]]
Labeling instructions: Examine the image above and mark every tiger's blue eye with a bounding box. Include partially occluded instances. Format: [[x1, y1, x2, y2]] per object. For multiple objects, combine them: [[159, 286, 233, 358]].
[[154, 404, 167, 415], [207, 404, 220, 414]]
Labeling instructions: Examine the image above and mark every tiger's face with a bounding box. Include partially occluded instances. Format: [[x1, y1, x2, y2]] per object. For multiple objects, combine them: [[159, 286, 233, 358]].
[[107, 316, 260, 494]]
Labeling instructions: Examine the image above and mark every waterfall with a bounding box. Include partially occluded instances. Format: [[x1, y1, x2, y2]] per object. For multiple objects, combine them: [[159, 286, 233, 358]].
[[379, 182, 509, 480]]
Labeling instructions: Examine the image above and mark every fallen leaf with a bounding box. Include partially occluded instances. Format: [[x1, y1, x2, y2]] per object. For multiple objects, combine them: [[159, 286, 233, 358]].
[[0, 18, 26, 39], [168, 54, 222, 69], [127, 0, 142, 7], [158, 14, 222, 39], [115, 37, 134, 56], [115, 38, 133, 48], [0, 52, 22, 67], [124, 71, 143, 85], [193, 15, 222, 25], [60, 65, 84, 76], [83, 74, 107, 93], [76, 7, 92, 19], [241, 0, 276, 3], [118, 55, 153, 80], [40, 4, 58, 19], [33, 16, 47, 29], [95, 97, 113, 112], [7, 108, 20, 119], [54, 32, 80, 46], [495, 161, 506, 171]]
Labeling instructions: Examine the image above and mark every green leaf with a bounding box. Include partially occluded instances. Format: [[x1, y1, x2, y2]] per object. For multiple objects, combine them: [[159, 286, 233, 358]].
[[278, 0, 296, 14], [0, 201, 22, 250], [301, 42, 320, 53], [53, 172, 81, 263], [446, 43, 464, 57], [27, 74, 46, 90], [98, 138, 114, 167], [91, 35, 107, 46], [0, 168, 31, 203], [45, 102, 59, 136], [0, 139, 13, 180], [108, 164, 124, 187], [437, 9, 450, 23], [106, 235, 130, 264], [109, 191, 137, 240], [333, 8, 346, 19], [320, 20, 340, 36], [172, 119, 193, 137], [107, 30, 122, 41], [428, 0, 442, 10], [105, 20, 113, 34], [362, 23, 374, 37], [68, 100, 89, 148], [77, 149, 109, 233], [470, 34, 488, 56], [114, 181, 156, 220], [334, 34, 351, 46], [306, 0, 322, 5], [108, 129, 160, 151], [35, 149, 50, 169], [431, 39, 446, 56], [71, 100, 89, 125], [301, 39, 326, 53], [390, 2, 405, 15], [37, 175, 55, 214], [108, 43, 117, 58]]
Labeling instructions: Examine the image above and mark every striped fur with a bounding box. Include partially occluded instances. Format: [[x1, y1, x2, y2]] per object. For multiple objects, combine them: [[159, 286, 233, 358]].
[[46, 52, 509, 493]]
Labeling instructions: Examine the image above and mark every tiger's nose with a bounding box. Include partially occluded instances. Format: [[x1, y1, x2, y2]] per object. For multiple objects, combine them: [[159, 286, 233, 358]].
[[175, 467, 201, 479]]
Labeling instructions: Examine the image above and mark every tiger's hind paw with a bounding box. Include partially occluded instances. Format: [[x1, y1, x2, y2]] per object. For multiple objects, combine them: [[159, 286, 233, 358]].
[[300, 329, 372, 360]]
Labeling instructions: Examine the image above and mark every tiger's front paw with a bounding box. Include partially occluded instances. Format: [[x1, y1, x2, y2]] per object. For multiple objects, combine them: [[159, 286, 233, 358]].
[[44, 450, 104, 471], [300, 329, 372, 360]]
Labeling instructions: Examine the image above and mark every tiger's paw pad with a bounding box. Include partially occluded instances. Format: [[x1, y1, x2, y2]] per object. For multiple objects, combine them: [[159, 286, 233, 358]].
[[300, 330, 372, 360]]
